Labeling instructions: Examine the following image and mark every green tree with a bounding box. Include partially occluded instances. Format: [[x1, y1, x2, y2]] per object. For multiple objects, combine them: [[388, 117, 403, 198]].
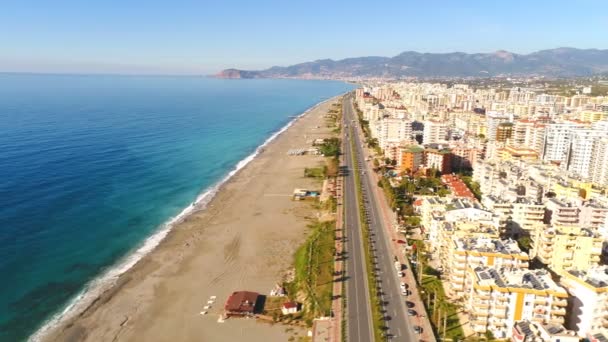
[[517, 236, 532, 252]]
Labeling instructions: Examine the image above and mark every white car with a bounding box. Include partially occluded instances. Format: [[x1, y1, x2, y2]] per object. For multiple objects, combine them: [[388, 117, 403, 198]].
[[400, 282, 407, 290]]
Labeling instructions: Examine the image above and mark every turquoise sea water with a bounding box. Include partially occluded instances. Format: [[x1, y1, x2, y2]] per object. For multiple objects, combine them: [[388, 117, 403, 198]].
[[0, 74, 354, 341]]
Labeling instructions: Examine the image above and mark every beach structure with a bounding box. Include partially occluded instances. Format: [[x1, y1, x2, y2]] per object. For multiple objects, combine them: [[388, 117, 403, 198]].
[[223, 291, 259, 318], [281, 302, 300, 315], [293, 188, 320, 200]]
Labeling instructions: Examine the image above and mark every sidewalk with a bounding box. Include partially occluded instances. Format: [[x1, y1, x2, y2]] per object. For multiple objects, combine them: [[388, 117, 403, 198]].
[[359, 133, 437, 342]]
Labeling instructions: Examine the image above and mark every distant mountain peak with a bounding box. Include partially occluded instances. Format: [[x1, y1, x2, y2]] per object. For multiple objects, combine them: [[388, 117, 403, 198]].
[[216, 47, 608, 79]]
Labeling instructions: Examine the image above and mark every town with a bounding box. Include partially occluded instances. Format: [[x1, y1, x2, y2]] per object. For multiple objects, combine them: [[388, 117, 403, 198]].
[[350, 79, 608, 342]]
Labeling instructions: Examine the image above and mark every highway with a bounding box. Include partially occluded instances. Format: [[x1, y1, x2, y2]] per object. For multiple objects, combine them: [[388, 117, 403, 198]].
[[343, 95, 375, 342], [342, 93, 419, 342]]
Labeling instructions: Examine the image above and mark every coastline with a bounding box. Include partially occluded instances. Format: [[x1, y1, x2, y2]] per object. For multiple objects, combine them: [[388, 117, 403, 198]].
[[33, 93, 345, 342]]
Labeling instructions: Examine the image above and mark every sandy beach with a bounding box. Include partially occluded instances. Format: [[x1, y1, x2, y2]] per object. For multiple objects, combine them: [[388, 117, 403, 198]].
[[42, 96, 342, 342]]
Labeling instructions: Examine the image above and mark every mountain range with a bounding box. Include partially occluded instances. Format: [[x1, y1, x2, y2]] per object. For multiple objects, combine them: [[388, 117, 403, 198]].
[[216, 48, 608, 79]]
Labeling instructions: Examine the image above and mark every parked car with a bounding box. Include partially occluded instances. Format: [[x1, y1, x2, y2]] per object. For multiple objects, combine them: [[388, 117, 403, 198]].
[[407, 309, 417, 316], [406, 301, 415, 308], [414, 326, 423, 334]]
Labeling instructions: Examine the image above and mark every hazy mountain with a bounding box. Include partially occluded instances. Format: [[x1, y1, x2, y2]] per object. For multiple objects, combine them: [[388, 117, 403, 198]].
[[215, 48, 608, 79]]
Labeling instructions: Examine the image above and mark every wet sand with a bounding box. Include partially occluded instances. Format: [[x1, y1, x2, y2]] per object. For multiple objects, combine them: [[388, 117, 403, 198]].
[[42, 96, 341, 342]]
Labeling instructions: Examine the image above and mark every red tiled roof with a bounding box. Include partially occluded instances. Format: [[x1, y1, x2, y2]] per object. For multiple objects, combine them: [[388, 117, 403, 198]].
[[283, 301, 298, 309]]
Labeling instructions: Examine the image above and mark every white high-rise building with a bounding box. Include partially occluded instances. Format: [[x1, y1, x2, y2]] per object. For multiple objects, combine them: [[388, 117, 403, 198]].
[[378, 118, 412, 151], [423, 120, 448, 144], [563, 127, 605, 178], [590, 137, 608, 186], [486, 112, 511, 142], [542, 122, 584, 163]]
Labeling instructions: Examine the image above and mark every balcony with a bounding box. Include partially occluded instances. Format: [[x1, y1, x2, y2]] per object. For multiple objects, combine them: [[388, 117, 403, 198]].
[[551, 308, 566, 315], [534, 299, 547, 305], [473, 301, 490, 308], [490, 320, 507, 327], [531, 316, 544, 323], [453, 268, 466, 276], [476, 293, 491, 300], [492, 311, 507, 319], [472, 324, 488, 333], [553, 299, 567, 307], [476, 310, 490, 317], [549, 316, 565, 324]]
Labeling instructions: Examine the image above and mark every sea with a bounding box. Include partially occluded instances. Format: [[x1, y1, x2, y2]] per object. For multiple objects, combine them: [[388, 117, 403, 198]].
[[0, 73, 355, 341]]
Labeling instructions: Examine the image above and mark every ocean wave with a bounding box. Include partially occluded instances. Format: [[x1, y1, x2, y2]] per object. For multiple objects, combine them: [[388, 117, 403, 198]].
[[28, 94, 341, 342]]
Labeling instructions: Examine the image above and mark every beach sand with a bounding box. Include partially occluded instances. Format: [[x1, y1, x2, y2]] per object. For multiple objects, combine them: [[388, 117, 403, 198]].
[[42, 97, 341, 342]]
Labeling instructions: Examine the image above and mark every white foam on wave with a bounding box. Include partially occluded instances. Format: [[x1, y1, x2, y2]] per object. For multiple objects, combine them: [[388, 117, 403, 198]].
[[29, 94, 342, 342]]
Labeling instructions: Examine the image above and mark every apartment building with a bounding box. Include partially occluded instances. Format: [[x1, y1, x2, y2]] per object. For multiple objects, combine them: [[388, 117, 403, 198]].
[[590, 137, 608, 187], [444, 237, 529, 298], [511, 320, 578, 342], [530, 225, 603, 275], [424, 147, 452, 174], [497, 122, 514, 143], [563, 127, 604, 178], [542, 122, 584, 163], [423, 119, 448, 144], [399, 144, 424, 174], [378, 117, 413, 151], [466, 267, 568, 339], [510, 198, 546, 235], [560, 266, 608, 337], [487, 112, 512, 142], [544, 198, 580, 226]]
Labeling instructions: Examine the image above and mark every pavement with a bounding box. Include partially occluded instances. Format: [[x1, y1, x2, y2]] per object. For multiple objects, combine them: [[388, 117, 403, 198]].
[[343, 94, 437, 342]]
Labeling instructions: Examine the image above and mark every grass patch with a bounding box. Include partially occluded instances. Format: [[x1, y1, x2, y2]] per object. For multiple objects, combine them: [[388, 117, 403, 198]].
[[304, 166, 327, 179], [286, 220, 336, 325], [323, 196, 338, 213]]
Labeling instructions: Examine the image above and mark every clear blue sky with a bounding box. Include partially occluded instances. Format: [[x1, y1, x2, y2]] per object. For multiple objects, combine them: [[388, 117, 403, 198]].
[[1, 0, 607, 74]]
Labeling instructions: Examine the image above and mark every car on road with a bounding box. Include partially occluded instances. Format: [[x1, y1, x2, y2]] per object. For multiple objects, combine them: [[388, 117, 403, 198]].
[[406, 301, 415, 308], [400, 282, 407, 290], [414, 325, 423, 334], [407, 309, 417, 316]]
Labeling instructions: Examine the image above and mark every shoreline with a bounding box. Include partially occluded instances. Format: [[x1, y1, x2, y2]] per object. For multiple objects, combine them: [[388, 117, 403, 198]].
[[32, 93, 346, 342]]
